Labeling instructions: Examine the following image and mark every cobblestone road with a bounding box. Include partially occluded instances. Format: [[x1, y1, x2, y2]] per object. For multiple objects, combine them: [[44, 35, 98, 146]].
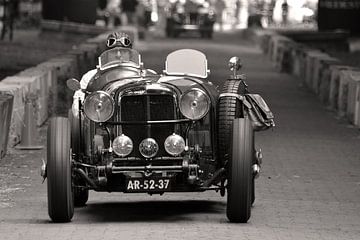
[[0, 31, 359, 240]]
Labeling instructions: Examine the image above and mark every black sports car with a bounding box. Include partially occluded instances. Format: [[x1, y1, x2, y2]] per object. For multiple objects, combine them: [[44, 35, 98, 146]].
[[43, 46, 274, 223]]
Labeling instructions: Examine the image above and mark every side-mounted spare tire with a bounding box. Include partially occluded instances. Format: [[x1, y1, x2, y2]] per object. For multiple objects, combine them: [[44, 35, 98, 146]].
[[218, 80, 244, 165], [47, 117, 74, 222]]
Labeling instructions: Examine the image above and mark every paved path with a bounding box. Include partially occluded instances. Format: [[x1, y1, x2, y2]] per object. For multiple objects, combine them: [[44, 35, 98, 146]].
[[0, 31, 359, 240]]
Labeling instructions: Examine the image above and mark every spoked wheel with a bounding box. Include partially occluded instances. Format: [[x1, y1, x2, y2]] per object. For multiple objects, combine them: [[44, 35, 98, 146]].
[[226, 117, 254, 223], [47, 117, 74, 222]]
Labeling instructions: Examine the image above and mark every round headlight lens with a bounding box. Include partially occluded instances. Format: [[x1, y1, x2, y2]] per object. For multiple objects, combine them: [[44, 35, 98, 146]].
[[164, 134, 185, 156], [139, 138, 159, 158], [180, 89, 210, 120], [113, 134, 133, 157], [84, 91, 114, 122]]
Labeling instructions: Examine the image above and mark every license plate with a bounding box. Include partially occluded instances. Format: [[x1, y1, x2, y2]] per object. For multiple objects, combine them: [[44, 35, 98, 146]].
[[125, 177, 171, 192]]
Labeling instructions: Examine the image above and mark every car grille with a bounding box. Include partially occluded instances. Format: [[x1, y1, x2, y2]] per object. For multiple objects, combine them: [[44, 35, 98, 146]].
[[120, 94, 176, 157]]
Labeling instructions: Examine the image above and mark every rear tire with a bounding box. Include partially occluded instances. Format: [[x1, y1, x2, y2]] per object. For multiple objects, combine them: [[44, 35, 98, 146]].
[[74, 186, 89, 207], [68, 109, 80, 155], [68, 110, 89, 207], [47, 117, 74, 222], [226, 117, 254, 223]]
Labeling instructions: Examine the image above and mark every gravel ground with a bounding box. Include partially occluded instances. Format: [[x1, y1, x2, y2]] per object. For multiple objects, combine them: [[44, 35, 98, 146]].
[[0, 29, 91, 80]]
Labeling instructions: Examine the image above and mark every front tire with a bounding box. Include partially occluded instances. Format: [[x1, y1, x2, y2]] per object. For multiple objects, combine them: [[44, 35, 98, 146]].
[[47, 117, 74, 222], [226, 117, 254, 223]]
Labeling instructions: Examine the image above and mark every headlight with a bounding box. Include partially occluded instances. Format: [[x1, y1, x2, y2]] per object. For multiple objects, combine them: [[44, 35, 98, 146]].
[[139, 138, 159, 158], [164, 134, 185, 156], [113, 134, 133, 157], [180, 89, 210, 120], [83, 91, 114, 122]]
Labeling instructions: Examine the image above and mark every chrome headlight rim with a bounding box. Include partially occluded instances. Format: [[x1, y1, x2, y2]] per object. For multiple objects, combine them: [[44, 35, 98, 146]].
[[83, 90, 115, 123], [112, 134, 133, 157], [179, 88, 210, 120], [164, 133, 185, 156], [139, 138, 159, 158]]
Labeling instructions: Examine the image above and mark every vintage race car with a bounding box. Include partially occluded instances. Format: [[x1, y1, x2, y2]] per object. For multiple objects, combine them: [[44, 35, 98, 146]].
[[42, 46, 274, 223], [165, 1, 215, 38]]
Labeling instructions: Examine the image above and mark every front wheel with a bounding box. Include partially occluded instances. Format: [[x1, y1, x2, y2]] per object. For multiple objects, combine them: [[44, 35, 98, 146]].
[[47, 117, 74, 222], [226, 117, 254, 223]]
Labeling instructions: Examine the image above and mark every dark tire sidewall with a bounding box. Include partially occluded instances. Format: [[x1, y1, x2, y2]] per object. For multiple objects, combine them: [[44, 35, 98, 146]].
[[226, 117, 253, 223], [68, 109, 80, 155], [47, 117, 74, 222]]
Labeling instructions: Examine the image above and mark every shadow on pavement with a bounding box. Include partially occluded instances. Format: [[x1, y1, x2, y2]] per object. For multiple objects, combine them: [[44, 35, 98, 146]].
[[76, 200, 225, 222]]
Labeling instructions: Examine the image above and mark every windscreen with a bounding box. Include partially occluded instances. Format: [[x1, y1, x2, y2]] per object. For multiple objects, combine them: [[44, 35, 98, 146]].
[[165, 49, 209, 78], [99, 47, 141, 70]]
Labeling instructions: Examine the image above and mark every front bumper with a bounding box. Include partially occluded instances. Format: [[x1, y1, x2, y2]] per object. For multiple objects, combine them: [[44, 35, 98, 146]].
[[173, 24, 213, 32]]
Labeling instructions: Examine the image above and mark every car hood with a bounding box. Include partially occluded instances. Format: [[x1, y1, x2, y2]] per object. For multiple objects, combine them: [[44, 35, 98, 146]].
[[86, 66, 150, 92], [158, 75, 219, 102], [87, 70, 219, 105]]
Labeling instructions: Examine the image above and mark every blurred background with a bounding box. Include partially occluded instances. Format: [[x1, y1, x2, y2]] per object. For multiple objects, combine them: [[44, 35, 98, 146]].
[[1, 0, 360, 80], [0, 0, 359, 35]]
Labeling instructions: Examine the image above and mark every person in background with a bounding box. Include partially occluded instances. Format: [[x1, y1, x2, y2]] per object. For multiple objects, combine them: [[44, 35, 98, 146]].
[[214, 0, 225, 31], [136, 1, 147, 39], [1, 0, 19, 41], [105, 0, 121, 27], [281, 0, 288, 26], [97, 0, 109, 26], [235, 0, 241, 25], [266, 0, 276, 26], [121, 0, 138, 25]]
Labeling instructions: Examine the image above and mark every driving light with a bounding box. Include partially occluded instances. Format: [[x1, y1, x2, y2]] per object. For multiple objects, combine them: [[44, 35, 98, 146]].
[[139, 138, 158, 158], [113, 134, 133, 157], [164, 134, 185, 156], [180, 89, 210, 120], [83, 91, 114, 122]]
